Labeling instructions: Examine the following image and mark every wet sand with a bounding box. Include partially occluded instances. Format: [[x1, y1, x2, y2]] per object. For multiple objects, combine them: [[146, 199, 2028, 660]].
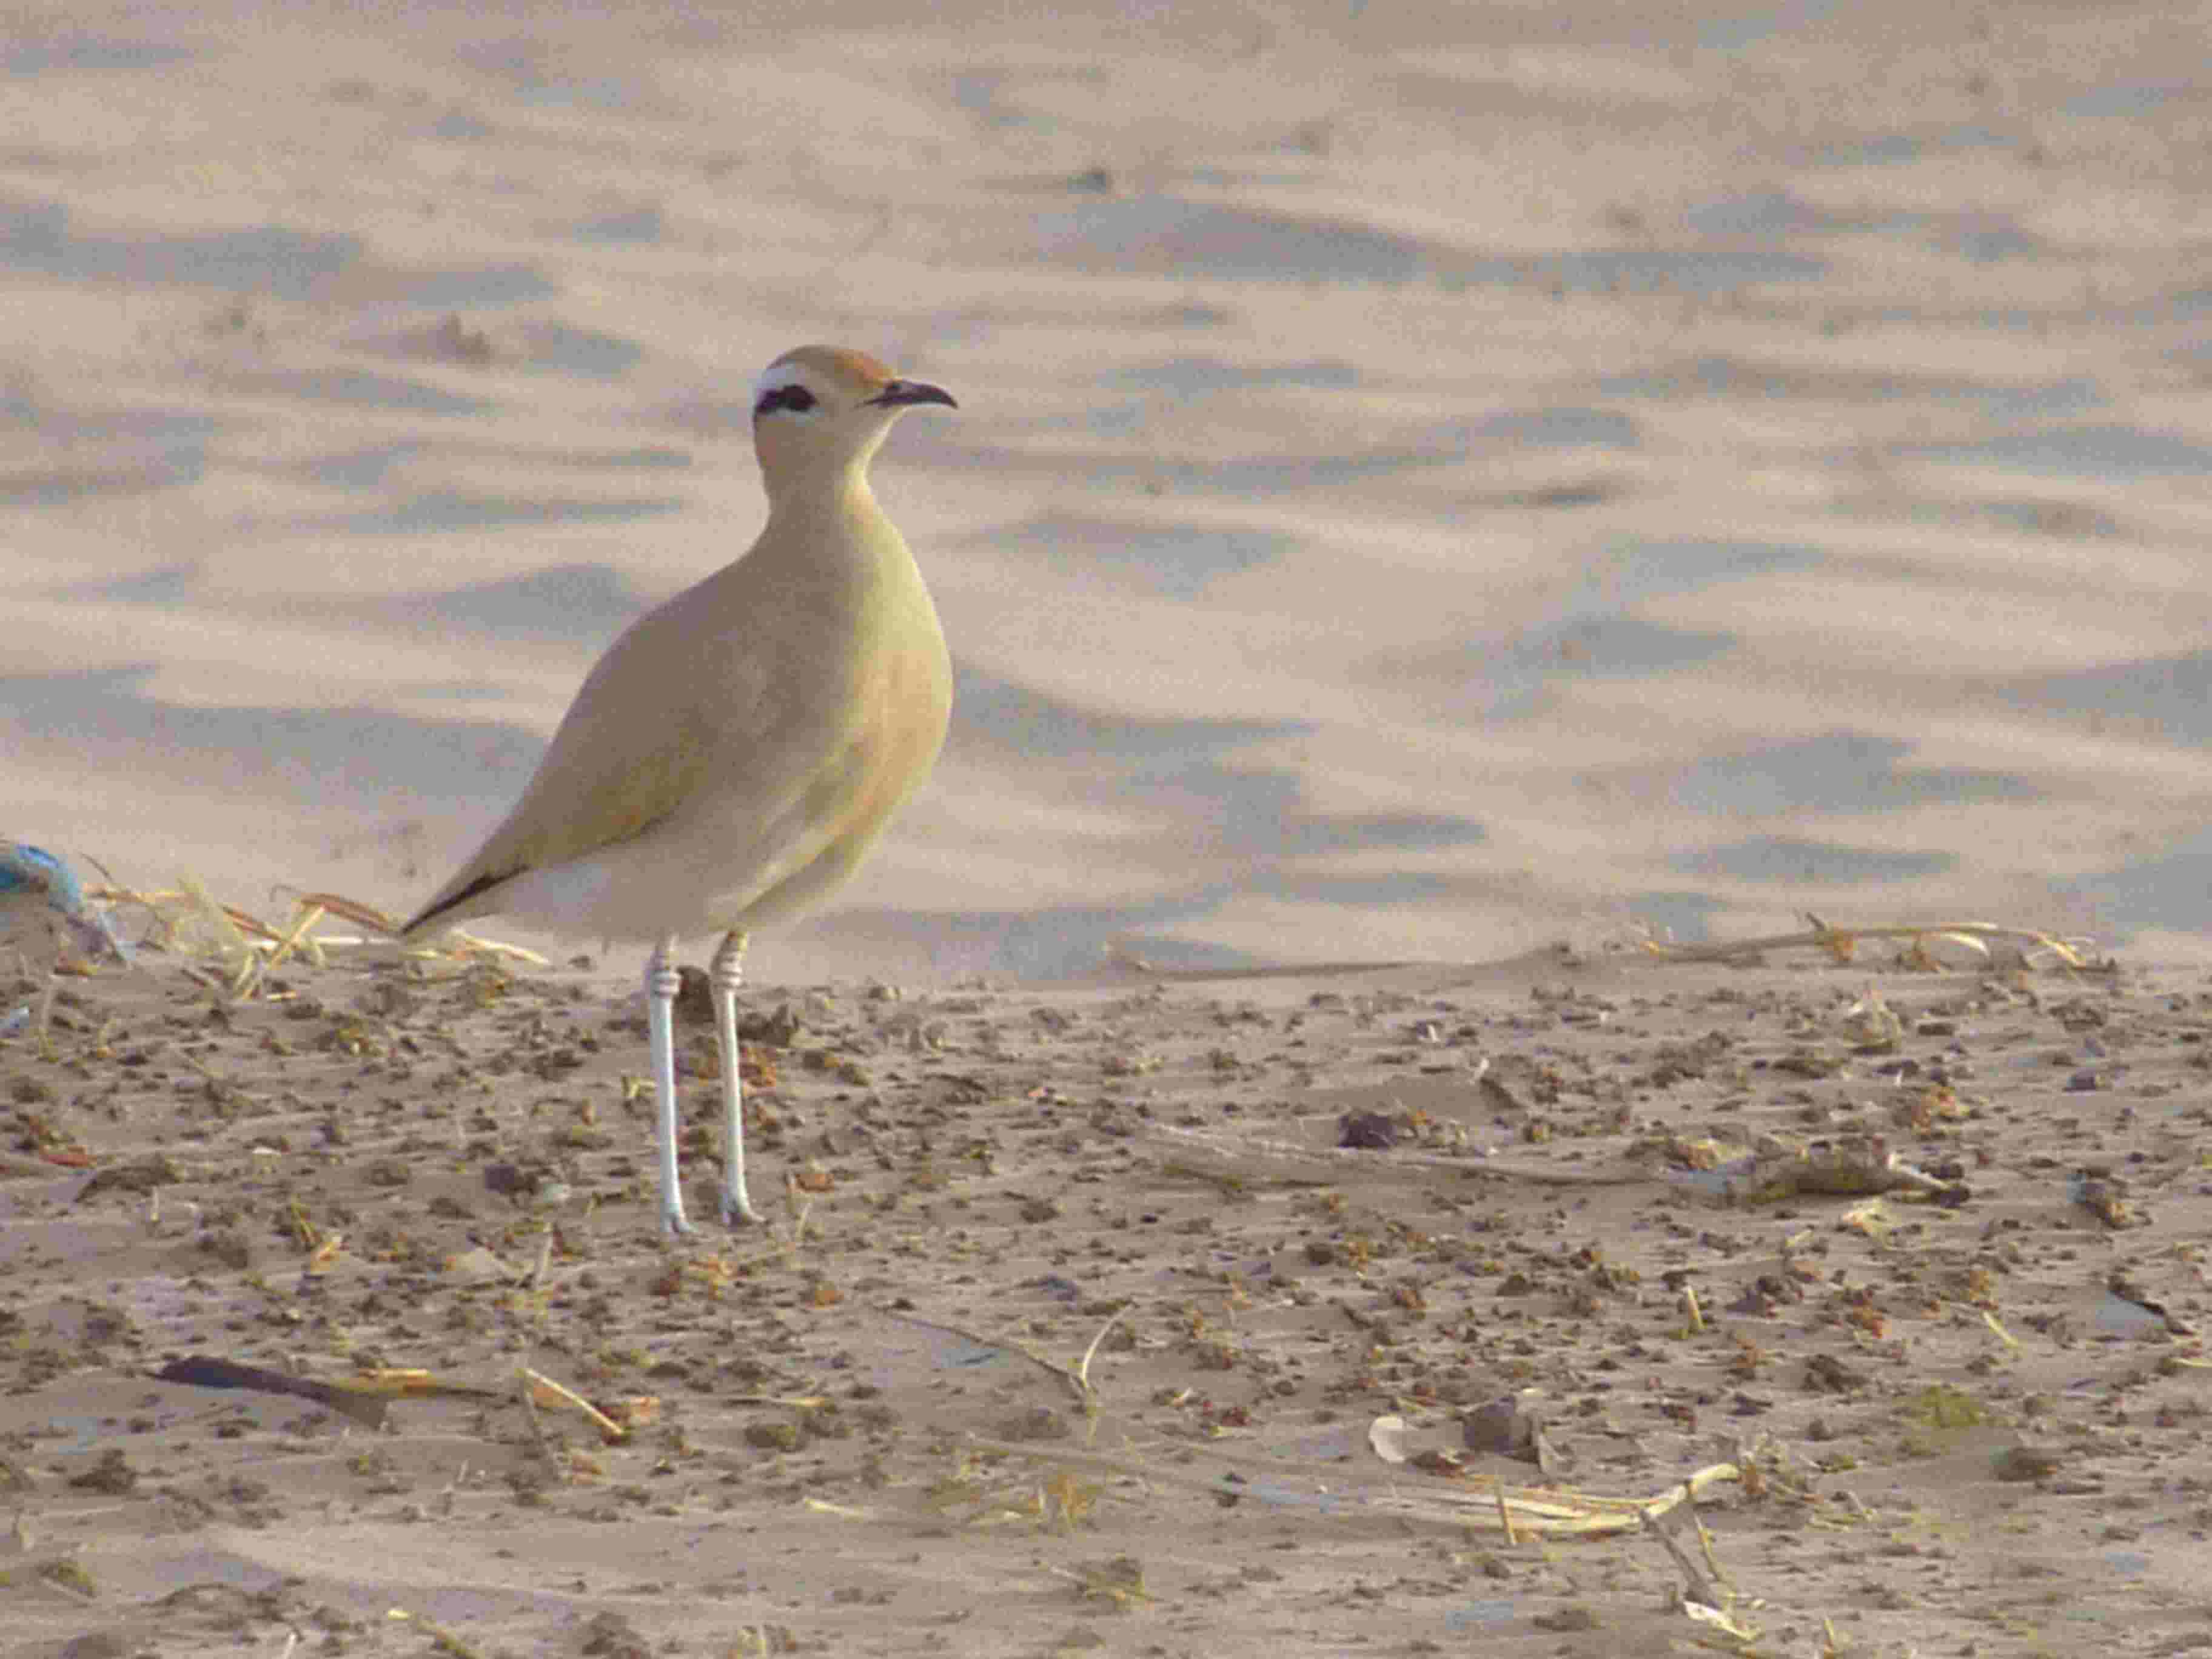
[[7, 939, 2208, 1657]]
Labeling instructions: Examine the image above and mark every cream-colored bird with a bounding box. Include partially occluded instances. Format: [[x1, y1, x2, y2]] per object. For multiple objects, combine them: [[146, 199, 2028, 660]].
[[401, 345, 956, 1233]]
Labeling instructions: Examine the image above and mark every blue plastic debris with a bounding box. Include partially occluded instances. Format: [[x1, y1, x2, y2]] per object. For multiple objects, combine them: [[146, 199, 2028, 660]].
[[1, 841, 131, 1038]]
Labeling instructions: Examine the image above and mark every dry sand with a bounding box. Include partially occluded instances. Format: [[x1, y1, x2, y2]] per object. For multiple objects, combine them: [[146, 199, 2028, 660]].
[[7, 0, 2212, 1653], [6, 0, 2212, 976]]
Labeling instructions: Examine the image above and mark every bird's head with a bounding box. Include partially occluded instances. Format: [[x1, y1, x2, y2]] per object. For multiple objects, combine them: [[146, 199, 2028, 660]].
[[749, 346, 955, 500]]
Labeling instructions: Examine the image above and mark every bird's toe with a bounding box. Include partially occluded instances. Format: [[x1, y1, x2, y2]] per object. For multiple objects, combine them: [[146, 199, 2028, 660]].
[[720, 1190, 762, 1227]]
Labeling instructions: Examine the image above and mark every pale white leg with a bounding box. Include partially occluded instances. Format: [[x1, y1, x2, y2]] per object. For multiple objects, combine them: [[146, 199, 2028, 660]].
[[646, 936, 692, 1236], [711, 930, 760, 1224]]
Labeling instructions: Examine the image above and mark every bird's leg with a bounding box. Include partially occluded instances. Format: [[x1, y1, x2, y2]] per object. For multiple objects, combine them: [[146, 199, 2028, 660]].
[[710, 929, 761, 1224], [646, 936, 692, 1236]]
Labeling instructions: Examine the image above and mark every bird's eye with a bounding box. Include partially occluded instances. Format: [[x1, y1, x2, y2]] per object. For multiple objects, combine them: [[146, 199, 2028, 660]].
[[755, 384, 817, 417]]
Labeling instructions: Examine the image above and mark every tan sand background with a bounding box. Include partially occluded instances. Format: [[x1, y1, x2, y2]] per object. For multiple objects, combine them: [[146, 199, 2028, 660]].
[[5, 0, 2212, 980], [12, 10, 2212, 1654]]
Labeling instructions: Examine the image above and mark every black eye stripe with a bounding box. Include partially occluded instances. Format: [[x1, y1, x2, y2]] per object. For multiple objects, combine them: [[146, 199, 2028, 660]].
[[754, 383, 817, 417]]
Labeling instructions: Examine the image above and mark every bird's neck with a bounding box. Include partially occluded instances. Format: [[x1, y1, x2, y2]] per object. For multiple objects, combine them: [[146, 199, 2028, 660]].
[[762, 461, 890, 544]]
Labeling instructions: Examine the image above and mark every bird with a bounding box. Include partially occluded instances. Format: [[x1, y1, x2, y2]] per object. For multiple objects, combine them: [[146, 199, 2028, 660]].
[[1, 842, 132, 1041], [400, 344, 956, 1235]]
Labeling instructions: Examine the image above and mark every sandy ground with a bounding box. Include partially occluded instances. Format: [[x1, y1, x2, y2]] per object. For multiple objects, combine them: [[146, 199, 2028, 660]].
[[8, 1, 2212, 1654], [7, 936, 2211, 1658]]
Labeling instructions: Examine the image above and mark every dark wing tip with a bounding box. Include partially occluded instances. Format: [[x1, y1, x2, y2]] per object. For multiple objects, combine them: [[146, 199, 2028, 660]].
[[400, 870, 511, 938]]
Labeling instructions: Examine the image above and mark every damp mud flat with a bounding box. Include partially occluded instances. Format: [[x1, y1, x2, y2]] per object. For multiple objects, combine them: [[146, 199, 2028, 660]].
[[5, 938, 2208, 1658]]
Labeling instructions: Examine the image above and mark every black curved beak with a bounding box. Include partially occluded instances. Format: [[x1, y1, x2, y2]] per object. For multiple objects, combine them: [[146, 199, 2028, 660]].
[[867, 378, 957, 410]]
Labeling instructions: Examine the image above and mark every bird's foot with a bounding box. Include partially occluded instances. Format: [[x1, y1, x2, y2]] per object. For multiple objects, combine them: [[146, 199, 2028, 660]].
[[720, 1188, 762, 1227], [660, 1207, 697, 1238]]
